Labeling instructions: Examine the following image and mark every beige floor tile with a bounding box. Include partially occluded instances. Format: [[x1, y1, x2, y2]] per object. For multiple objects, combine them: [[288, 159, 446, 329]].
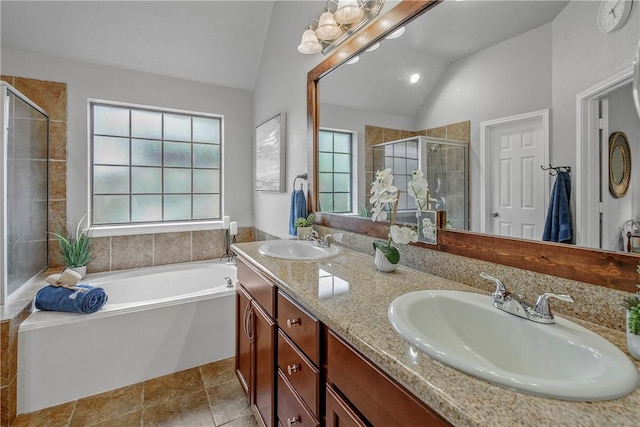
[[207, 380, 251, 426], [142, 390, 214, 427], [89, 410, 142, 427], [199, 358, 236, 389], [218, 414, 258, 427], [70, 383, 143, 427], [11, 401, 75, 427], [143, 367, 204, 408]]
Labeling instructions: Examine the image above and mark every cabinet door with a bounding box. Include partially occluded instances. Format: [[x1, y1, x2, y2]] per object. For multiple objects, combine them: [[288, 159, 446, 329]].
[[254, 302, 276, 427], [235, 285, 253, 399], [326, 385, 367, 427]]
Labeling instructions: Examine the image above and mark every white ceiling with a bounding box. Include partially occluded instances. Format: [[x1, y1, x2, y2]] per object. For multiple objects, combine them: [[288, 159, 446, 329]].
[[1, 0, 277, 91], [322, 0, 569, 117], [1, 0, 569, 112]]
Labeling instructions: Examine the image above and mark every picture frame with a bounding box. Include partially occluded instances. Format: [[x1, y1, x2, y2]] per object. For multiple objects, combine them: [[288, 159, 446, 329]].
[[255, 113, 286, 192]]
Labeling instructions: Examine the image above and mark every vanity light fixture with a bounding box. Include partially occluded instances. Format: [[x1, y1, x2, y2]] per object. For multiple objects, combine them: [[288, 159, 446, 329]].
[[365, 41, 380, 52], [297, 0, 384, 55], [334, 0, 364, 24], [346, 56, 360, 65], [316, 9, 342, 40], [385, 26, 405, 40], [298, 24, 323, 54]]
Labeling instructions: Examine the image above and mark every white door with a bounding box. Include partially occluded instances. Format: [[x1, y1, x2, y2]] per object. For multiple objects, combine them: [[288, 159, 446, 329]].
[[480, 110, 549, 239]]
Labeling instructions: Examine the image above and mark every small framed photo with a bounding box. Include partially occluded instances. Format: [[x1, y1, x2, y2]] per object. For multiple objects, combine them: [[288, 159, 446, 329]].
[[255, 113, 286, 192]]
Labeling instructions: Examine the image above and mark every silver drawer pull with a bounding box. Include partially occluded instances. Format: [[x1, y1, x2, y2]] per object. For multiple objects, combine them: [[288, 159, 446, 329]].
[[287, 416, 300, 426], [287, 364, 301, 375], [287, 318, 301, 328]]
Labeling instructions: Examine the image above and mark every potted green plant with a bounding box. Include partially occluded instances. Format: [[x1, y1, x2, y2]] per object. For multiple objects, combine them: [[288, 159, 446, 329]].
[[623, 264, 640, 360], [622, 215, 640, 252], [51, 215, 92, 278], [295, 214, 315, 240]]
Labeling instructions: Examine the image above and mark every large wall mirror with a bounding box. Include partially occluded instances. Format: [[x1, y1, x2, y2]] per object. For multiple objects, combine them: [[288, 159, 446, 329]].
[[309, 0, 640, 292]]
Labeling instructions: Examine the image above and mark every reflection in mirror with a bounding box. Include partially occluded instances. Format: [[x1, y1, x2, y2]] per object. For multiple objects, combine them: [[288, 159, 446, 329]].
[[608, 131, 631, 199], [317, 0, 640, 253], [371, 136, 468, 231]]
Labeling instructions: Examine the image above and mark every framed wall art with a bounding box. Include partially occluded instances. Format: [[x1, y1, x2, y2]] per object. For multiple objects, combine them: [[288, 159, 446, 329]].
[[255, 113, 286, 192]]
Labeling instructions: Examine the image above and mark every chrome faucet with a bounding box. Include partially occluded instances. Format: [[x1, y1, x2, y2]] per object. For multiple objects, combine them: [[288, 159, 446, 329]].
[[308, 230, 332, 248], [480, 272, 574, 324]]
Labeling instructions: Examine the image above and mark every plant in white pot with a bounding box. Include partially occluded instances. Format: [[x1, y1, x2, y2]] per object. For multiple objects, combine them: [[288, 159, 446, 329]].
[[295, 214, 315, 240], [369, 168, 427, 272], [51, 215, 92, 278], [622, 264, 640, 360]]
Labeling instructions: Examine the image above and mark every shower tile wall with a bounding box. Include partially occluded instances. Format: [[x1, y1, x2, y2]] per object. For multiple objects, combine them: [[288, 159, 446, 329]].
[[1, 76, 68, 270], [365, 121, 470, 224]]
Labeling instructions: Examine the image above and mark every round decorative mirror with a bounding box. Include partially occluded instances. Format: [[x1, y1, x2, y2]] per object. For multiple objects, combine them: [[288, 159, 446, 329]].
[[609, 131, 631, 198]]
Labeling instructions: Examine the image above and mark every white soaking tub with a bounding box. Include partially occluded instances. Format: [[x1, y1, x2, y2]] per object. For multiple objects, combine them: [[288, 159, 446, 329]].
[[17, 260, 236, 414]]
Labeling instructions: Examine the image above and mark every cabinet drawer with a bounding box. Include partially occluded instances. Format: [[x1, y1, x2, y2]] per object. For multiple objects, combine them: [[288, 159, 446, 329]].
[[277, 291, 319, 365], [326, 384, 367, 427], [278, 330, 319, 416], [327, 330, 451, 427], [277, 370, 319, 427], [238, 258, 275, 317]]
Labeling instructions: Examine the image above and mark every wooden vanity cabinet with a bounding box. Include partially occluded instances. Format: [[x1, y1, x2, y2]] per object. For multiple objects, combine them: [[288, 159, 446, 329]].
[[276, 291, 321, 427], [326, 330, 452, 427], [236, 259, 276, 427]]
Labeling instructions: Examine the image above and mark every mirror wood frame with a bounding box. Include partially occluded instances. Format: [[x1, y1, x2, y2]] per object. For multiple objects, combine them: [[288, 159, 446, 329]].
[[308, 0, 638, 293]]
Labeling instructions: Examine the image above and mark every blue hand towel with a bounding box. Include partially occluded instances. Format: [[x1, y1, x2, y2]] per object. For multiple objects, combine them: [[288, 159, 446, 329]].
[[289, 189, 308, 236], [35, 284, 108, 314], [542, 171, 572, 243]]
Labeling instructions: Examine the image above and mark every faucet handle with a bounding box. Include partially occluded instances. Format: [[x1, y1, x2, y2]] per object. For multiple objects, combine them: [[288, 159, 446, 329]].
[[480, 272, 507, 296], [532, 293, 574, 320]]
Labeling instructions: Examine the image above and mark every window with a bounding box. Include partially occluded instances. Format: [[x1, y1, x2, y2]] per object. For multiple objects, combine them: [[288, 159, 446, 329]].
[[318, 129, 354, 213], [90, 101, 222, 226]]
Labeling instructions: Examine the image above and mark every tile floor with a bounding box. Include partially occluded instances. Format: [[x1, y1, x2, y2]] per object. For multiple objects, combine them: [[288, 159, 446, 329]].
[[11, 357, 258, 427]]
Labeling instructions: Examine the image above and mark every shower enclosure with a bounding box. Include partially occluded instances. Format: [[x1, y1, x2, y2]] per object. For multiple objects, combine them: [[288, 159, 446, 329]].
[[372, 136, 468, 230], [0, 82, 49, 305]]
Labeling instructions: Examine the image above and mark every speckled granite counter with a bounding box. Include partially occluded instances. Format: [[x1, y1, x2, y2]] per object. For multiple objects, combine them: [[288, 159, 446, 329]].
[[232, 241, 640, 427]]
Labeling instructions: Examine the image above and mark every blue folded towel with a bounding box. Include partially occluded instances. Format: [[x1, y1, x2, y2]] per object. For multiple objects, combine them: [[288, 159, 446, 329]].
[[35, 284, 108, 314], [289, 189, 308, 235], [542, 171, 572, 243]]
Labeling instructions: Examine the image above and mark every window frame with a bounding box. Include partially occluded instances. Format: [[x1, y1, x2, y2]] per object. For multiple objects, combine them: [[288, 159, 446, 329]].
[[87, 99, 225, 237], [317, 128, 357, 214]]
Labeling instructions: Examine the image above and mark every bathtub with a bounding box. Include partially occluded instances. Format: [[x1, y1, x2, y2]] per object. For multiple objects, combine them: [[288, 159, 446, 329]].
[[17, 260, 236, 414]]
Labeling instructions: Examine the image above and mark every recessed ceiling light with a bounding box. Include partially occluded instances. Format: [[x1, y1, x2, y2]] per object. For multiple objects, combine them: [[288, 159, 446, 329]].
[[346, 56, 360, 65], [385, 26, 405, 40], [365, 42, 380, 52], [410, 73, 420, 84]]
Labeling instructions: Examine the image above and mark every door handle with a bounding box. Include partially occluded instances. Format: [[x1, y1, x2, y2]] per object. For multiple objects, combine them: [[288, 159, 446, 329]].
[[491, 211, 499, 218]]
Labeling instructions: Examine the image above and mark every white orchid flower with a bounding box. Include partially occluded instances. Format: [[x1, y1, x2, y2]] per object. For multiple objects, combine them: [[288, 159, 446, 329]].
[[408, 169, 429, 211], [422, 217, 437, 240], [390, 225, 418, 245], [371, 204, 388, 222]]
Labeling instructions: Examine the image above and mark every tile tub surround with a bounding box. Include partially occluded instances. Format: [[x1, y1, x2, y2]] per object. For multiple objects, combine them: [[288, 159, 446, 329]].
[[232, 241, 640, 427], [87, 226, 254, 274], [10, 357, 258, 427]]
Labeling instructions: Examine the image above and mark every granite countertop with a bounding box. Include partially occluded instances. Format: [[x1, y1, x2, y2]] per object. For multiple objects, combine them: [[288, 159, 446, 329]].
[[232, 241, 640, 427]]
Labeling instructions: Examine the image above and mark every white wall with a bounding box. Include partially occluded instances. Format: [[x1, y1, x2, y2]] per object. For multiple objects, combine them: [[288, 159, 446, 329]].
[[414, 24, 553, 231], [252, 1, 325, 238], [1, 48, 254, 229]]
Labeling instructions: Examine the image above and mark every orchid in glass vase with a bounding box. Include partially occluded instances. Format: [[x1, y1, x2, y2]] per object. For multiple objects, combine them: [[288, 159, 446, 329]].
[[370, 168, 428, 270], [408, 169, 436, 241]]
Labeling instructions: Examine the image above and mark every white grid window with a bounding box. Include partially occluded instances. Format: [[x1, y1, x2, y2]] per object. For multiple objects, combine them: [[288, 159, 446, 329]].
[[90, 101, 222, 225]]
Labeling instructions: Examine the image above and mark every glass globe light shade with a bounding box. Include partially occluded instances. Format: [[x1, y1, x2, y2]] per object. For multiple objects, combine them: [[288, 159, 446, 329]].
[[298, 29, 322, 54], [334, 0, 364, 24], [315, 11, 342, 40]]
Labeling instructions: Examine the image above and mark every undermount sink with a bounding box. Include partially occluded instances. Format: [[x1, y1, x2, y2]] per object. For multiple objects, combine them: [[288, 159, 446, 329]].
[[388, 290, 639, 401], [258, 240, 341, 260]]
